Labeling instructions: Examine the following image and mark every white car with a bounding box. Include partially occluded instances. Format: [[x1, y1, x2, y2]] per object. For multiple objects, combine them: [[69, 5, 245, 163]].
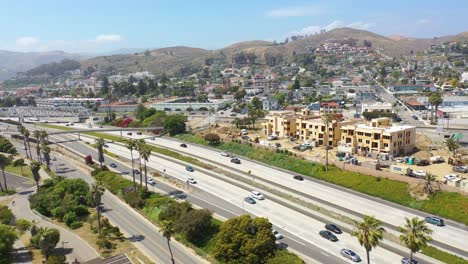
[[251, 191, 264, 200], [272, 229, 283, 240], [412, 170, 426, 177], [444, 174, 459, 181], [221, 152, 230, 157], [146, 179, 156, 185], [187, 177, 197, 184]]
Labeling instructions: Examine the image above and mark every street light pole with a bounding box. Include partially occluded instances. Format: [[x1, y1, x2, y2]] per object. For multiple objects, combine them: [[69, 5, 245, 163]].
[[242, 199, 245, 215]]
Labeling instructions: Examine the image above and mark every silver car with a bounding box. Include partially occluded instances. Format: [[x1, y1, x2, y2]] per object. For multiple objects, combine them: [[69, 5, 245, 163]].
[[340, 249, 361, 262]]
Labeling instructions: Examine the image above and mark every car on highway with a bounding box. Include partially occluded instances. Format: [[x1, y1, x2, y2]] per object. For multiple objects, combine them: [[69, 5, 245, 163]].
[[272, 229, 283, 240], [250, 191, 264, 200], [147, 178, 156, 185], [52, 157, 57, 161], [137, 132, 142, 135], [180, 143, 187, 148], [127, 132, 133, 135], [231, 158, 241, 164], [401, 257, 418, 264], [244, 197, 256, 204], [293, 175, 304, 181], [22, 146, 28, 150], [109, 163, 117, 168], [425, 216, 444, 226], [121, 171, 130, 175], [221, 152, 230, 157], [319, 230, 338, 241], [186, 166, 194, 172], [133, 169, 140, 174], [411, 115, 418, 120], [187, 177, 197, 184], [99, 125, 103, 128], [103, 144, 109, 148], [340, 249, 361, 262], [325, 223, 342, 234]]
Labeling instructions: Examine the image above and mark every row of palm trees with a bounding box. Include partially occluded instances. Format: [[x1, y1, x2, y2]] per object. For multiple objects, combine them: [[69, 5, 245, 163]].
[[352, 215, 432, 264], [95, 138, 152, 189], [19, 127, 51, 169]]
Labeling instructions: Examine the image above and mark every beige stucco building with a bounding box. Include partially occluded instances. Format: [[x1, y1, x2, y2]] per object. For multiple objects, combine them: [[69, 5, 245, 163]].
[[263, 111, 416, 155]]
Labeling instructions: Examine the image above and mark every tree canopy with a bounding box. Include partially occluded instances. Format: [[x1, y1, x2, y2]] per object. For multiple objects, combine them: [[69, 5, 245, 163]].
[[164, 114, 187, 136]]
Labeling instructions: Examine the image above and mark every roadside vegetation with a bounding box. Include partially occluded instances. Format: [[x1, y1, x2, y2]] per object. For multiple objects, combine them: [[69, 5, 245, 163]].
[[175, 133, 468, 225], [92, 167, 303, 263]]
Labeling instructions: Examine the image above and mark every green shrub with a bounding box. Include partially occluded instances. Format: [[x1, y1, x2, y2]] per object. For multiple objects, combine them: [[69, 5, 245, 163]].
[[96, 238, 114, 250], [267, 250, 304, 264], [73, 205, 89, 217], [0, 206, 13, 225], [45, 255, 66, 264], [123, 191, 145, 209], [51, 207, 67, 221], [63, 212, 78, 227], [15, 219, 32, 233], [69, 221, 82, 229]]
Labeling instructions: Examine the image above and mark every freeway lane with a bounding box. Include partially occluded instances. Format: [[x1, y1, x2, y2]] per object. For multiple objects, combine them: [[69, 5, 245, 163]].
[[49, 132, 348, 264], [121, 133, 467, 258], [61, 133, 423, 264]]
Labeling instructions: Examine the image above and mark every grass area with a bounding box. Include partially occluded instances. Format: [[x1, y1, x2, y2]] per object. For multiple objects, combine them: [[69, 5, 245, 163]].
[[38, 123, 75, 131], [175, 134, 468, 225], [422, 245, 468, 264], [126, 250, 155, 264], [0, 190, 16, 196], [5, 165, 33, 178]]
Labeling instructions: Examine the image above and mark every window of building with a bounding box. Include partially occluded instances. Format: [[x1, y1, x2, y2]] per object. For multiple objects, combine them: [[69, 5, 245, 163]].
[[358, 139, 362, 143], [384, 143, 389, 147], [366, 140, 370, 144]]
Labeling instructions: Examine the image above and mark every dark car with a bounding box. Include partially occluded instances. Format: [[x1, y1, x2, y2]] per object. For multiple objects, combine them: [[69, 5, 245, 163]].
[[133, 169, 140, 175], [127, 132, 133, 135], [186, 166, 194, 172], [325, 224, 342, 234], [425, 216, 444, 226], [231, 158, 241, 164], [180, 143, 187, 148], [244, 197, 256, 204], [293, 175, 304, 181], [411, 115, 418, 120], [319, 230, 338, 242], [453, 166, 467, 173], [109, 163, 117, 168], [401, 258, 419, 264], [103, 144, 109, 148]]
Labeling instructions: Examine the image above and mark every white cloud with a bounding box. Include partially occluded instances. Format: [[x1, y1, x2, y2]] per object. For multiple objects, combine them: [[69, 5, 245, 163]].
[[16, 37, 39, 48], [288, 20, 375, 36], [95, 34, 123, 43], [417, 19, 430, 25], [266, 6, 323, 17]]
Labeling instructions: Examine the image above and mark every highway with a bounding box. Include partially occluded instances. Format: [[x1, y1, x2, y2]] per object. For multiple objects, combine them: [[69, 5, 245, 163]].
[[46, 130, 438, 264]]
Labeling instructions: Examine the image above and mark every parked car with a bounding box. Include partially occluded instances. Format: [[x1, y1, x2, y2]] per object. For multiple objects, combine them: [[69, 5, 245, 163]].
[[412, 170, 426, 178], [325, 224, 342, 234], [444, 174, 459, 181], [180, 143, 187, 148], [319, 230, 338, 241], [109, 163, 117, 168], [187, 177, 197, 184], [401, 257, 419, 264], [244, 197, 256, 204], [453, 166, 467, 173], [293, 175, 304, 181], [230, 113, 237, 117], [268, 135, 278, 140], [186, 166, 194, 172], [272, 229, 283, 240], [425, 216, 444, 226], [250, 191, 264, 200], [231, 158, 241, 164], [147, 179, 156, 185], [340, 249, 361, 262]]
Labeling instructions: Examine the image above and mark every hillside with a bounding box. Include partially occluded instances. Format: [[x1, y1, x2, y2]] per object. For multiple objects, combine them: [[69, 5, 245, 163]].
[[7, 28, 468, 83], [0, 50, 84, 81]]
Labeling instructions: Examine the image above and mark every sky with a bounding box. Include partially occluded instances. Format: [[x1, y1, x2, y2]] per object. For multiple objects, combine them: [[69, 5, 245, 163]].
[[0, 0, 467, 54]]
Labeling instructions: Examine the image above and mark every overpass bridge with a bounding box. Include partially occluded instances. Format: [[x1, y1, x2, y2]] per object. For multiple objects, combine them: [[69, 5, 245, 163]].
[[48, 127, 164, 135], [0, 106, 91, 121]]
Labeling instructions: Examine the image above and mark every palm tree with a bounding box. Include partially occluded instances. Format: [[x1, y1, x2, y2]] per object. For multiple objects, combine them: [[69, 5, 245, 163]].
[[136, 139, 146, 186], [126, 139, 137, 188], [91, 181, 105, 236], [140, 145, 152, 188], [444, 137, 460, 157], [19, 126, 30, 159], [428, 92, 443, 124], [321, 113, 334, 172], [422, 172, 438, 195], [39, 130, 48, 164], [160, 220, 175, 264], [351, 215, 386, 264], [31, 161, 41, 189], [35, 227, 60, 260], [95, 138, 105, 169], [24, 128, 33, 159], [33, 130, 42, 163], [41, 144, 51, 170], [398, 217, 433, 263], [0, 154, 12, 192]]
